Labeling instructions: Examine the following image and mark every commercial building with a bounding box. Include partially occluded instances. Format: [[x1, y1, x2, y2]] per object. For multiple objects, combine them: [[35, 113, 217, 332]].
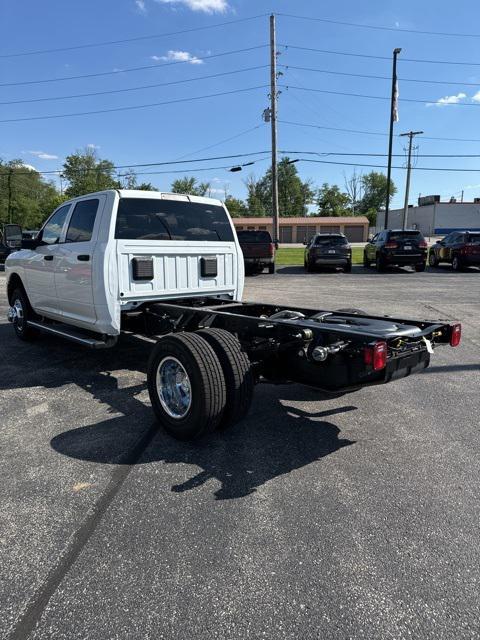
[[232, 216, 369, 243], [377, 196, 480, 236]]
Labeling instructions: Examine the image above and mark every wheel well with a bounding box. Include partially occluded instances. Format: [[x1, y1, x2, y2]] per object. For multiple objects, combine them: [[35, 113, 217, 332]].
[[7, 273, 25, 304]]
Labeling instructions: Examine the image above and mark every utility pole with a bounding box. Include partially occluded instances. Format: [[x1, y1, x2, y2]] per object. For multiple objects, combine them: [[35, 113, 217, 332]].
[[400, 130, 423, 230], [7, 167, 13, 223], [385, 47, 401, 230], [270, 14, 280, 265]]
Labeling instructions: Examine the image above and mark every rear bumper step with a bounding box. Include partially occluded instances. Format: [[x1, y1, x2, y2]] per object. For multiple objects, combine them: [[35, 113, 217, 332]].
[[26, 320, 117, 349]]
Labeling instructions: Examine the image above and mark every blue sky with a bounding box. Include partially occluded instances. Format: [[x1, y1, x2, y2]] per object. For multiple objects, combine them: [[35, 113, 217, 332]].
[[3, 0, 480, 209]]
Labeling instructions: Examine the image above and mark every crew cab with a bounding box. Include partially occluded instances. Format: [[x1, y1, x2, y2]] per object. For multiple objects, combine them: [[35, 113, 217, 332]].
[[237, 229, 275, 274], [4, 190, 461, 440]]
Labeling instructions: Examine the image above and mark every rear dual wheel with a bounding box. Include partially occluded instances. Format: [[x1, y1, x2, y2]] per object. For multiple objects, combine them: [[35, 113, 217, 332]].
[[147, 329, 253, 440]]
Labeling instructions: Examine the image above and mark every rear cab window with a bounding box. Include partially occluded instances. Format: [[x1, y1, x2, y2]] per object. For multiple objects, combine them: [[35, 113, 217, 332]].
[[314, 235, 348, 246], [237, 230, 272, 243], [388, 231, 424, 242], [115, 198, 234, 242]]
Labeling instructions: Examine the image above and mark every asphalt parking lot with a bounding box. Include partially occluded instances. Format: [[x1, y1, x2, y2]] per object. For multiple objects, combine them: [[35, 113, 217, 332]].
[[1, 265, 479, 640]]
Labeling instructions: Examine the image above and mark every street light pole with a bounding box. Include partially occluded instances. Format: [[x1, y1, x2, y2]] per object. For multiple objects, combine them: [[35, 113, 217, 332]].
[[400, 130, 423, 230], [270, 14, 280, 264], [385, 47, 401, 230]]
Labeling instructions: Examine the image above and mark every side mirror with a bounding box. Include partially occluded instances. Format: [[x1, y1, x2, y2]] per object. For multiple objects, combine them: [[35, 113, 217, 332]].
[[3, 224, 23, 249], [367, 236, 373, 242]]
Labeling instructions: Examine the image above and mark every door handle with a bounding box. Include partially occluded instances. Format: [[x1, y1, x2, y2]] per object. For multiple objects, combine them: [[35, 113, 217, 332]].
[[44, 255, 54, 261], [77, 255, 90, 261]]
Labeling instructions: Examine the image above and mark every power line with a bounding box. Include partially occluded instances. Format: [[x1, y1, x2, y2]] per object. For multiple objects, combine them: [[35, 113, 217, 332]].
[[280, 64, 480, 88], [278, 13, 480, 39], [282, 44, 480, 67], [279, 119, 480, 143], [0, 150, 272, 176], [282, 150, 480, 158], [282, 83, 480, 106], [0, 65, 269, 105], [0, 44, 268, 87], [174, 125, 264, 161], [296, 158, 480, 172], [117, 157, 271, 177], [0, 85, 268, 124], [0, 14, 268, 58]]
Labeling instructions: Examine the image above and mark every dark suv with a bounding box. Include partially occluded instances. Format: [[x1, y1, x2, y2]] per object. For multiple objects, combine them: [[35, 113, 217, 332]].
[[429, 231, 480, 271], [304, 233, 352, 272], [364, 229, 427, 272]]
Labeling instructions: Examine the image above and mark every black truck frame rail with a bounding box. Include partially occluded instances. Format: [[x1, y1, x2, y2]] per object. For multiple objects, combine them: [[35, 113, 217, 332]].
[[129, 297, 459, 394]]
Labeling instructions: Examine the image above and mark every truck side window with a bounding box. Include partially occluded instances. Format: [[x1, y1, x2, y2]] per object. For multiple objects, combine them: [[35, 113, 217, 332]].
[[65, 199, 99, 243], [42, 205, 70, 245]]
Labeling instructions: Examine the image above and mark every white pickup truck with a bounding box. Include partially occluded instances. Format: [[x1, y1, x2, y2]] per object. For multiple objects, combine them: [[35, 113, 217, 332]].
[[5, 189, 461, 440]]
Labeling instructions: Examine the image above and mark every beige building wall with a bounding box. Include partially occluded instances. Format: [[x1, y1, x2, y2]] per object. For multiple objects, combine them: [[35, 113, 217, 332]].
[[232, 217, 369, 243]]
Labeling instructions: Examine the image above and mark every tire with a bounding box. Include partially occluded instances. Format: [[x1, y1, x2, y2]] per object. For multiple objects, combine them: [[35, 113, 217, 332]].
[[363, 251, 370, 268], [428, 251, 438, 268], [306, 259, 315, 273], [344, 261, 352, 273], [415, 262, 426, 272], [197, 328, 254, 429], [268, 263, 275, 274], [9, 287, 39, 341], [452, 255, 462, 271], [376, 254, 386, 273], [147, 332, 226, 440]]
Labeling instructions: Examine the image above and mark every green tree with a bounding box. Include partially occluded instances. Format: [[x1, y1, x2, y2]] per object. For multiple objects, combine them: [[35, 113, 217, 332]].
[[62, 148, 121, 198], [358, 171, 396, 217], [120, 169, 158, 191], [245, 175, 268, 216], [170, 176, 210, 196], [224, 195, 248, 217], [0, 159, 65, 228], [317, 183, 350, 216], [247, 158, 315, 216]]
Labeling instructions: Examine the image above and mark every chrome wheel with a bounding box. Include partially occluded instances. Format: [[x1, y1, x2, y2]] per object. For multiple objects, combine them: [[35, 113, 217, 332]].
[[9, 298, 25, 332], [156, 356, 192, 419]]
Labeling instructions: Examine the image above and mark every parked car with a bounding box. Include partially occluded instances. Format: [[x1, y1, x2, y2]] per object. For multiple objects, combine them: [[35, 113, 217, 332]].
[[237, 229, 275, 274], [304, 233, 352, 273], [0, 223, 23, 264], [363, 229, 427, 272], [428, 231, 480, 271]]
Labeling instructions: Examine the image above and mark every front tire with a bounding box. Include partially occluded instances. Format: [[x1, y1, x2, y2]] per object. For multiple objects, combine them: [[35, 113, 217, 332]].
[[414, 262, 426, 272], [9, 288, 39, 341], [428, 251, 439, 268], [197, 328, 254, 429], [344, 261, 352, 273], [147, 332, 226, 440], [268, 263, 275, 274], [363, 251, 370, 268]]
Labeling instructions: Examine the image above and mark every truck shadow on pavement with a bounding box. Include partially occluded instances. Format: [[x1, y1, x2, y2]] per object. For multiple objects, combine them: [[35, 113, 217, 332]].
[[0, 325, 356, 500]]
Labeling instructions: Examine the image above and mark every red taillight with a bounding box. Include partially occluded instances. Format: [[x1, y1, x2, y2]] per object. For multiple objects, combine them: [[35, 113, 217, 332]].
[[268, 243, 275, 256], [419, 240, 428, 249], [364, 340, 388, 371], [449, 323, 462, 347], [384, 242, 398, 249]]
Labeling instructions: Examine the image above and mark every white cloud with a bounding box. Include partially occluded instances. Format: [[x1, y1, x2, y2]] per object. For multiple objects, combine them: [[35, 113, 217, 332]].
[[135, 0, 147, 11], [155, 0, 229, 13], [151, 50, 203, 64], [472, 90, 480, 103], [87, 143, 100, 149], [27, 150, 58, 160], [427, 92, 467, 107], [21, 163, 37, 172]]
